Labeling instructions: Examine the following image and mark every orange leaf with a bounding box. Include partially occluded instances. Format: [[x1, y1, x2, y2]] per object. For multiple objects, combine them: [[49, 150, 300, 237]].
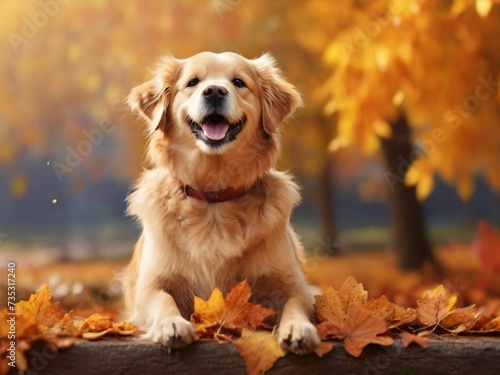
[[192, 281, 276, 336], [315, 276, 367, 324], [231, 329, 285, 375], [400, 332, 431, 348], [439, 305, 479, 333], [314, 341, 335, 358], [363, 295, 395, 321], [480, 316, 500, 332], [417, 285, 456, 327], [79, 313, 114, 332], [16, 284, 52, 319], [342, 304, 394, 357], [388, 305, 418, 329]]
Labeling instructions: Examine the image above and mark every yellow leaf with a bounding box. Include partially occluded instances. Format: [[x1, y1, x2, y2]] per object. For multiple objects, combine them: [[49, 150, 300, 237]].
[[475, 0, 493, 17], [457, 176, 474, 201], [11, 174, 27, 198], [82, 329, 112, 340], [231, 329, 285, 375], [16, 284, 52, 318], [405, 160, 434, 200], [451, 0, 470, 16], [416, 173, 434, 201], [193, 288, 226, 328], [373, 119, 392, 139], [192, 281, 276, 336], [79, 313, 113, 332], [392, 91, 405, 106]]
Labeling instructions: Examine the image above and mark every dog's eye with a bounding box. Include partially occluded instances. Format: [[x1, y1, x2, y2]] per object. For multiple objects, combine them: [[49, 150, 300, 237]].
[[232, 78, 246, 88], [187, 78, 199, 88]]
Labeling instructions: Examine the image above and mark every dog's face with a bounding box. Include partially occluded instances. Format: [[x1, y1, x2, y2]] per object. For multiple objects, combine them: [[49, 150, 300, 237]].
[[175, 53, 260, 154], [128, 52, 301, 188]]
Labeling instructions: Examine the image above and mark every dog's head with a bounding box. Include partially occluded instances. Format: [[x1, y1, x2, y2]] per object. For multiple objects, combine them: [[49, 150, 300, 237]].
[[128, 52, 302, 190]]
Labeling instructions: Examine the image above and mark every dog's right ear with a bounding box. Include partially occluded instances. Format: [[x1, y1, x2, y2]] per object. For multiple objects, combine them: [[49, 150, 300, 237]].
[[128, 56, 180, 134]]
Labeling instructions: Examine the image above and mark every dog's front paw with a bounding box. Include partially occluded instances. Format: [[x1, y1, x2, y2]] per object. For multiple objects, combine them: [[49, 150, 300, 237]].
[[278, 319, 320, 355], [143, 316, 198, 349]]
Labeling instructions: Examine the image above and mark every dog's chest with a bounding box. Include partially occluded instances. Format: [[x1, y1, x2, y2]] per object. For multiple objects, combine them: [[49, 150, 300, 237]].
[[173, 201, 247, 267]]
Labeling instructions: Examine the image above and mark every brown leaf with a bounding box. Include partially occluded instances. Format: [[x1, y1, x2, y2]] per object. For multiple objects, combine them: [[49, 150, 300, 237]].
[[417, 285, 456, 326], [481, 316, 500, 332], [342, 304, 394, 358], [82, 329, 112, 340], [314, 341, 334, 357], [439, 305, 479, 332], [400, 332, 431, 348], [389, 305, 417, 329], [315, 276, 367, 324], [363, 295, 395, 321], [315, 286, 346, 323], [339, 276, 368, 309], [231, 329, 285, 375]]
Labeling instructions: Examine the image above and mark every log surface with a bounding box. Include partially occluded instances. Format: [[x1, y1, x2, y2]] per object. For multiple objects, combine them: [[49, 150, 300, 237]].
[[17, 335, 500, 375]]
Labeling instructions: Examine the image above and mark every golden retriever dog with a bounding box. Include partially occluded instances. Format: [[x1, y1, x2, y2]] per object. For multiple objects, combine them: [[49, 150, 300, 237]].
[[124, 51, 320, 354]]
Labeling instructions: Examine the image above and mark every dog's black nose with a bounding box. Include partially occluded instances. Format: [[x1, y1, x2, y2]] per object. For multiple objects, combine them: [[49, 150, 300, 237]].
[[203, 85, 228, 102]]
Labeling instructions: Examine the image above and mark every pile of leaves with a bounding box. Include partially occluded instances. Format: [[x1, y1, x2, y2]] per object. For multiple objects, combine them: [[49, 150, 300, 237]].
[[0, 284, 135, 374], [1, 279, 499, 375]]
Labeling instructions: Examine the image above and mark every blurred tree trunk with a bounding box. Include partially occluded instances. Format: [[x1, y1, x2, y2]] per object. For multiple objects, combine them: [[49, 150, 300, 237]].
[[317, 115, 339, 255], [317, 152, 338, 255], [381, 113, 435, 270]]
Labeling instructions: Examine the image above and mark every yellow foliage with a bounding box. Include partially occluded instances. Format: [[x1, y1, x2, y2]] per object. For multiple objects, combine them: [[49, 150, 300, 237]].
[[322, 0, 500, 200], [10, 174, 27, 198]]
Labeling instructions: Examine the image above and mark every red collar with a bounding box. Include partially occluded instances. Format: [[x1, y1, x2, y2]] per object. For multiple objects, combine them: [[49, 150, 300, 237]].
[[183, 184, 250, 203]]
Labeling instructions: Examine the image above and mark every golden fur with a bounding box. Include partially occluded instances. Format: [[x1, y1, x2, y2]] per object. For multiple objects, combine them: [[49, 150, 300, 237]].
[[125, 52, 320, 353]]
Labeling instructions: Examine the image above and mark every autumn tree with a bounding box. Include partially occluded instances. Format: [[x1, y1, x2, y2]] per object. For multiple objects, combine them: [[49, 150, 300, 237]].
[[322, 0, 500, 269]]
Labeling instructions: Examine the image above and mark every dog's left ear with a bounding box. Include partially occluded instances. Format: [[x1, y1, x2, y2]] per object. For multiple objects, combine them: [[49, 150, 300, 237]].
[[128, 56, 180, 134], [253, 53, 303, 135]]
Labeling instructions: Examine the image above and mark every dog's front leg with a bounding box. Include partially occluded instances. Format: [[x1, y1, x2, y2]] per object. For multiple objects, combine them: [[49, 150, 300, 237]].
[[132, 276, 197, 349], [278, 297, 320, 354]]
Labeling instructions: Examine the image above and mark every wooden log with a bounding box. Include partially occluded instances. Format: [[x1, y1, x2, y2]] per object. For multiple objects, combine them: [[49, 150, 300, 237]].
[[16, 335, 500, 375]]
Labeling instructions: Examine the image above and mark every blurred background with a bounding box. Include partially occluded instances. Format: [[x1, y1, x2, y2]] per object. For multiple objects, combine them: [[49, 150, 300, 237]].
[[0, 0, 499, 312]]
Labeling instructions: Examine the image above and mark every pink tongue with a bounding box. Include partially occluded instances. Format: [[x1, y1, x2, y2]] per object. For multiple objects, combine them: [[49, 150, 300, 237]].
[[201, 122, 229, 141]]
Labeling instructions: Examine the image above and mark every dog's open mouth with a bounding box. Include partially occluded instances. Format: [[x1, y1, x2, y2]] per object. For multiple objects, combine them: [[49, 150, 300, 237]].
[[187, 113, 246, 147]]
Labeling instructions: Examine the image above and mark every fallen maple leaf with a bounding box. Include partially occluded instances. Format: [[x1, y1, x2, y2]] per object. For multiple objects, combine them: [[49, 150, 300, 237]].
[[315, 277, 394, 356], [439, 305, 479, 333], [315, 276, 368, 324], [1, 284, 136, 374], [388, 305, 417, 329], [15, 284, 52, 319], [417, 285, 456, 327], [342, 304, 394, 357], [231, 329, 285, 375], [191, 280, 276, 337], [363, 295, 395, 321], [79, 313, 136, 339], [400, 332, 431, 348]]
